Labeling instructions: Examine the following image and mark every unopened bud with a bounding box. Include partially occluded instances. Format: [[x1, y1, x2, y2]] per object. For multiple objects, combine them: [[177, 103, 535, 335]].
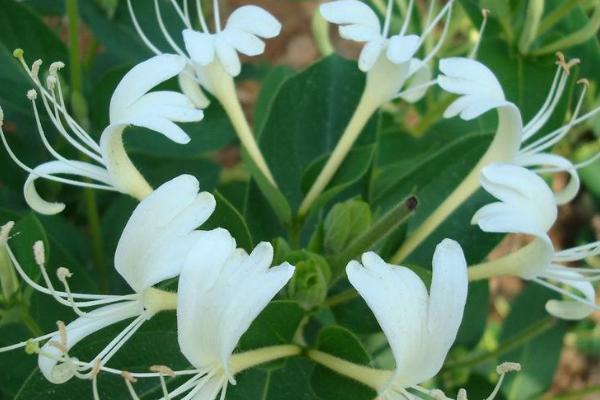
[[286, 251, 331, 309], [33, 241, 45, 266], [497, 362, 521, 374]]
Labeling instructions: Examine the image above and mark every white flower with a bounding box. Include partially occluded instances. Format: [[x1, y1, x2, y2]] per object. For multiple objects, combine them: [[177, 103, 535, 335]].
[[0, 175, 215, 383], [346, 239, 468, 398], [471, 165, 600, 320], [173, 228, 294, 399], [438, 55, 600, 205], [1, 53, 204, 215]]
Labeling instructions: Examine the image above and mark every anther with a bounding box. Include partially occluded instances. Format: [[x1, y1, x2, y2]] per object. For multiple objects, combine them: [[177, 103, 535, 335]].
[[13, 48, 24, 59], [57, 320, 67, 347], [457, 389, 468, 400], [57, 267, 73, 281], [0, 221, 15, 244], [27, 89, 38, 101], [556, 52, 580, 75], [577, 78, 590, 87], [47, 75, 57, 90], [122, 371, 137, 383], [91, 359, 102, 378], [33, 240, 45, 266], [496, 362, 521, 374], [49, 61, 65, 76], [150, 365, 176, 377], [31, 60, 42, 79], [481, 9, 490, 18]]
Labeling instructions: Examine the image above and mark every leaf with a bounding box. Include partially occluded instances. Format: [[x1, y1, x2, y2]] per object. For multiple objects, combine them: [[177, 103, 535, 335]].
[[258, 54, 379, 212], [239, 301, 304, 351], [499, 285, 566, 400], [254, 66, 295, 135], [203, 191, 254, 253], [310, 325, 377, 400]]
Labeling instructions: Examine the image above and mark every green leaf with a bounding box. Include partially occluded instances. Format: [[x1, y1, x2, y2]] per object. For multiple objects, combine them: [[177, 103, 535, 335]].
[[258, 54, 378, 212], [255, 66, 295, 135], [204, 191, 254, 253], [500, 285, 566, 400], [310, 325, 377, 400], [239, 301, 304, 351]]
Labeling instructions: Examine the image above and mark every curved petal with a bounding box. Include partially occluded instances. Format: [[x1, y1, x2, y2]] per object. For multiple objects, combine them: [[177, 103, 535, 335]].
[[38, 301, 141, 384], [443, 94, 510, 120], [417, 239, 468, 382], [438, 57, 505, 100], [24, 160, 112, 215], [387, 35, 420, 65], [399, 59, 431, 103], [215, 36, 242, 77], [515, 152, 580, 205], [339, 24, 381, 42], [359, 38, 386, 72], [124, 91, 204, 123], [183, 29, 216, 66], [226, 5, 282, 38], [128, 116, 191, 145], [544, 269, 596, 320], [222, 28, 266, 56], [346, 252, 429, 387], [178, 67, 211, 109], [177, 231, 294, 373], [479, 164, 557, 232], [320, 0, 381, 34], [115, 175, 216, 292], [109, 54, 186, 122]]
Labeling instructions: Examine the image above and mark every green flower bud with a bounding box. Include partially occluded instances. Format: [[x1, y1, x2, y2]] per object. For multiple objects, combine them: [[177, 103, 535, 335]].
[[323, 199, 372, 256], [286, 251, 331, 309]]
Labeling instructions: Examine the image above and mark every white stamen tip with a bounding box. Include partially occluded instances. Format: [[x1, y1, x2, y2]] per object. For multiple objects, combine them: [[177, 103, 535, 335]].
[[481, 8, 490, 18], [497, 362, 522, 374], [49, 61, 65, 75], [457, 388, 468, 400], [33, 240, 45, 265], [0, 221, 15, 244], [27, 89, 38, 101], [56, 267, 73, 281], [577, 78, 590, 87], [31, 60, 43, 78], [149, 365, 176, 377]]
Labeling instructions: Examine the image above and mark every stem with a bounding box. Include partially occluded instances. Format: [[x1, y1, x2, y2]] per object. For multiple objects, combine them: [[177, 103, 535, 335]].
[[307, 349, 391, 390], [442, 317, 556, 371], [230, 345, 301, 374], [331, 196, 418, 271], [298, 92, 379, 217], [66, 0, 107, 292], [537, 0, 580, 37], [324, 289, 359, 308]]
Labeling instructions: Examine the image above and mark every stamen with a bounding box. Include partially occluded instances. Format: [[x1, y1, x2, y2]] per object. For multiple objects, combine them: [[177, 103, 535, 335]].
[[168, 0, 191, 28], [469, 9, 490, 59], [556, 51, 580, 75], [382, 0, 394, 37], [213, 0, 222, 32], [95, 315, 146, 365], [484, 362, 521, 400], [0, 221, 15, 244], [122, 371, 141, 400], [56, 267, 90, 317], [27, 89, 37, 101], [395, 79, 438, 99], [34, 240, 45, 266], [150, 365, 175, 399], [457, 388, 468, 400], [195, 0, 210, 33], [57, 320, 67, 349], [92, 359, 102, 400], [399, 0, 415, 36], [31, 59, 42, 80], [534, 277, 600, 310], [419, 0, 454, 66], [154, 0, 187, 57], [127, 0, 162, 55]]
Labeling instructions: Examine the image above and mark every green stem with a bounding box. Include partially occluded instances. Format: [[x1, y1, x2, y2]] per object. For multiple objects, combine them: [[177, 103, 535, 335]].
[[537, 0, 581, 37], [324, 289, 359, 308], [443, 317, 556, 371], [65, 0, 107, 292], [331, 196, 418, 271]]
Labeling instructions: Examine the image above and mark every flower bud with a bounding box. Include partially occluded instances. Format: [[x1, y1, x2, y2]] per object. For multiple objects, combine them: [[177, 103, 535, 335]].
[[286, 251, 331, 309]]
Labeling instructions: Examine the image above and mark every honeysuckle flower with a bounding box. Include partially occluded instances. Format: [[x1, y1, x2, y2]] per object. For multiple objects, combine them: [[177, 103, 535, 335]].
[[0, 53, 204, 215], [0, 175, 215, 383], [392, 53, 600, 263], [127, 0, 278, 185], [171, 228, 296, 399], [470, 165, 600, 320], [298, 0, 455, 217]]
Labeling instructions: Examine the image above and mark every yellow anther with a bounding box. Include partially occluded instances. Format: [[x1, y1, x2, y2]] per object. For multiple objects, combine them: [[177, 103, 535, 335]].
[[13, 48, 24, 59], [122, 371, 138, 383], [24, 339, 40, 355], [150, 365, 176, 377]]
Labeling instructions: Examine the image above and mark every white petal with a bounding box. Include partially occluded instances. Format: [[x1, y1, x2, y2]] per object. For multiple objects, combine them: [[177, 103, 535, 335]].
[[177, 232, 294, 371], [320, 0, 381, 33], [515, 152, 580, 205], [479, 164, 557, 232], [222, 28, 266, 56], [339, 24, 381, 42], [358, 38, 386, 72], [438, 57, 505, 100], [124, 91, 204, 123], [109, 54, 186, 122], [24, 160, 112, 215], [128, 116, 192, 144], [183, 29, 216, 66], [115, 175, 216, 292], [545, 270, 596, 320], [178, 67, 211, 109], [39, 301, 141, 383], [399, 59, 431, 103], [346, 252, 429, 387], [226, 5, 282, 38], [387, 35, 420, 65], [215, 37, 242, 77]]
